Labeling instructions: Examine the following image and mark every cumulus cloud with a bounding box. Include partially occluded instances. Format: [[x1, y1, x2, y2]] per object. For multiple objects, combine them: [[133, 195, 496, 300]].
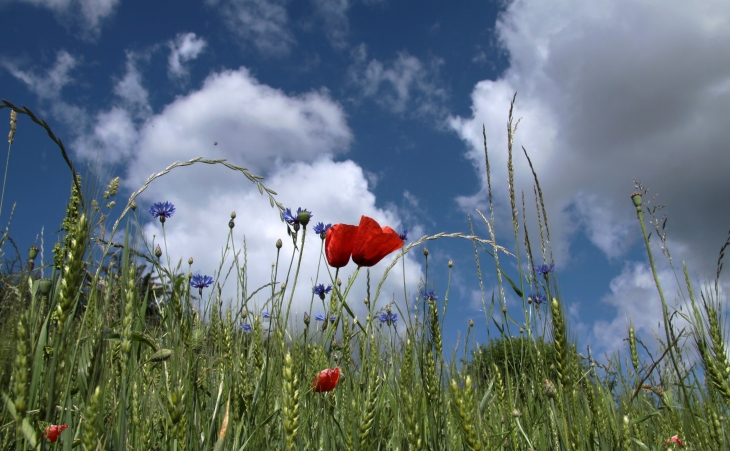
[[205, 0, 294, 55], [348, 44, 449, 118], [9, 0, 120, 38], [123, 67, 352, 189], [449, 0, 730, 354], [168, 33, 207, 79], [589, 256, 695, 358], [72, 54, 150, 163], [105, 65, 422, 325]]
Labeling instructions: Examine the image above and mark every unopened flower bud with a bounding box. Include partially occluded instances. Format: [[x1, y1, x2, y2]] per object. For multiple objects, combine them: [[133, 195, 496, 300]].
[[448, 259, 453, 268], [229, 219, 235, 229], [230, 211, 236, 219], [130, 201, 137, 211], [188, 257, 193, 265], [155, 245, 162, 259], [276, 239, 282, 249], [469, 319, 474, 328], [631, 192, 642, 209], [297, 209, 311, 227], [423, 247, 429, 257]]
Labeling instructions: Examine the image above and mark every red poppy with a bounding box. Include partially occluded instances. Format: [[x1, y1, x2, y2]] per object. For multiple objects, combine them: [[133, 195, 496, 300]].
[[664, 435, 684, 447], [351, 216, 403, 267], [312, 367, 341, 392], [325, 224, 359, 268], [44, 424, 69, 443]]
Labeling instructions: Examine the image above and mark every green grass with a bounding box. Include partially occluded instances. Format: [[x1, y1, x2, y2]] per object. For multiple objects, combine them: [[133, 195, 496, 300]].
[[0, 97, 728, 450]]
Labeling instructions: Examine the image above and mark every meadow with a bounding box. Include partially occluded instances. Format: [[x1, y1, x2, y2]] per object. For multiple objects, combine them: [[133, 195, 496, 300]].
[[0, 96, 728, 450]]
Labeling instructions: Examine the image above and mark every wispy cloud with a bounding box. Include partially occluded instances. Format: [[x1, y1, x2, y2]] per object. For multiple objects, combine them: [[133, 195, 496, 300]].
[[1, 50, 89, 129], [168, 33, 207, 80], [8, 0, 120, 39], [310, 0, 350, 49], [348, 44, 449, 119], [205, 0, 295, 56]]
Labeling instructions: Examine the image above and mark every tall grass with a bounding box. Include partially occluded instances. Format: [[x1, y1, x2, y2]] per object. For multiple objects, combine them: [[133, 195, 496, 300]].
[[0, 96, 728, 450]]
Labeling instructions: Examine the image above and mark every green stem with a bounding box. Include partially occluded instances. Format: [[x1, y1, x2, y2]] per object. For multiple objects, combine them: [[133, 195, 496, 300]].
[[284, 227, 306, 326], [633, 197, 689, 404]]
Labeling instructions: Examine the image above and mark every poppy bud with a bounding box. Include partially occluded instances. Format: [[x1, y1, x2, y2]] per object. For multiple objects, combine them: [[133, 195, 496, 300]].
[[631, 192, 642, 208], [38, 278, 52, 296]]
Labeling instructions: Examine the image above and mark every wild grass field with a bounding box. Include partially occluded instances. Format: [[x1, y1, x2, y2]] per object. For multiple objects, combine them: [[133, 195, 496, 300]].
[[0, 96, 728, 450]]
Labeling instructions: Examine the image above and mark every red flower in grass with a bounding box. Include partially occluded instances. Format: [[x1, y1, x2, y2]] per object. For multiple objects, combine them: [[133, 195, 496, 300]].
[[312, 367, 341, 392], [325, 216, 403, 268], [352, 216, 404, 267], [325, 224, 359, 268], [664, 435, 684, 447], [44, 424, 68, 443]]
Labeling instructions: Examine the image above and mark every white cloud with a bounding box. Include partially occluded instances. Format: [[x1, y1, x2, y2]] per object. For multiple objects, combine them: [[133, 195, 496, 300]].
[[450, 0, 730, 349], [9, 0, 119, 38], [123, 67, 351, 189], [168, 33, 207, 79], [95, 65, 422, 326], [2, 50, 77, 100], [310, 0, 350, 49], [589, 258, 693, 358], [205, 0, 294, 56], [570, 191, 634, 261], [114, 55, 152, 118], [72, 54, 150, 163], [449, 0, 730, 353], [348, 44, 449, 118], [1, 50, 89, 129]]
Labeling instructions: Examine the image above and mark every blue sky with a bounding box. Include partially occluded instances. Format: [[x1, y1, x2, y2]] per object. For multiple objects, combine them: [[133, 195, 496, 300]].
[[1, 0, 729, 362]]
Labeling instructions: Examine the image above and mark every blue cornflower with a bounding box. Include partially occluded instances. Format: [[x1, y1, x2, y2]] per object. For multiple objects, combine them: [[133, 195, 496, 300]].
[[241, 323, 252, 333], [149, 201, 176, 223], [535, 263, 556, 276], [529, 292, 546, 306], [190, 274, 214, 295], [420, 288, 438, 301], [315, 313, 326, 322], [283, 208, 298, 224], [398, 229, 408, 241], [313, 284, 332, 300], [262, 311, 271, 319], [329, 314, 337, 323], [378, 311, 398, 326], [283, 207, 313, 227], [313, 222, 331, 238]]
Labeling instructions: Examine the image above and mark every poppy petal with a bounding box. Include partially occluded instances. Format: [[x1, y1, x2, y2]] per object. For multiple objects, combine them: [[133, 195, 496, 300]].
[[312, 367, 341, 392], [325, 224, 358, 268], [352, 216, 404, 267]]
